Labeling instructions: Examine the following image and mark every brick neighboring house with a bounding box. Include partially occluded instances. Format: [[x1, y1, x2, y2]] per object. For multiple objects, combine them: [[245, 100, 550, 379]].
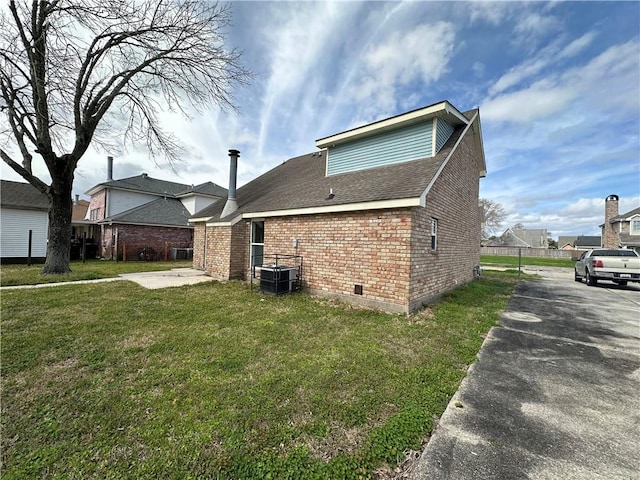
[[601, 194, 640, 251], [0, 179, 49, 263], [85, 161, 227, 260], [190, 100, 486, 313]]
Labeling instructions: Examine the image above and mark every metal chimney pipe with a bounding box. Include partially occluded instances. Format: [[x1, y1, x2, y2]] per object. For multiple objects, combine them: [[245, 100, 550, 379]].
[[221, 149, 240, 218], [75, 194, 79, 205], [107, 156, 114, 181]]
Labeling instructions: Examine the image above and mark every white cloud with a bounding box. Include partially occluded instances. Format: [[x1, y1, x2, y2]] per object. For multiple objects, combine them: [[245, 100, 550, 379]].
[[482, 40, 640, 124], [348, 22, 455, 120]]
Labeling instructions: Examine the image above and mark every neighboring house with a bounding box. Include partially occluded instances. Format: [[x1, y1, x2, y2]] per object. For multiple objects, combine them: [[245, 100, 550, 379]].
[[85, 159, 227, 260], [575, 235, 601, 249], [190, 100, 486, 313], [486, 227, 549, 248], [558, 235, 601, 250], [558, 236, 577, 250], [70, 195, 101, 260], [0, 180, 49, 263], [601, 194, 640, 250]]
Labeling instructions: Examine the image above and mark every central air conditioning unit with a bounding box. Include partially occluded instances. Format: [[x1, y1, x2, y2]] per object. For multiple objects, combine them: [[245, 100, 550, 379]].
[[259, 265, 298, 295]]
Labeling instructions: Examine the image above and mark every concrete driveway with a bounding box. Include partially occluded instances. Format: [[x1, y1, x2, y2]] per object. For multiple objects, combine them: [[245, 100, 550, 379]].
[[410, 272, 640, 479]]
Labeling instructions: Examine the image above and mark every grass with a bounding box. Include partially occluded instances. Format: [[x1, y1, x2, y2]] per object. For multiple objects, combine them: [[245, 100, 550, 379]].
[[481, 254, 574, 269], [1, 271, 518, 479], [0, 259, 193, 286]]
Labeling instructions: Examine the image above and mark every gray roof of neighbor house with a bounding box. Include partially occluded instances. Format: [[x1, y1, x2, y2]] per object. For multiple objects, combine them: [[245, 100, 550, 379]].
[[558, 236, 577, 247], [485, 229, 531, 248], [0, 180, 49, 211], [85, 174, 227, 198], [191, 113, 480, 222], [512, 228, 548, 248], [610, 206, 640, 223], [575, 235, 601, 247], [619, 233, 640, 247], [100, 197, 193, 227]]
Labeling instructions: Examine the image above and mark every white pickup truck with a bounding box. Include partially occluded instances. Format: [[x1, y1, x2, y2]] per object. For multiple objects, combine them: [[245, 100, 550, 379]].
[[574, 249, 640, 286]]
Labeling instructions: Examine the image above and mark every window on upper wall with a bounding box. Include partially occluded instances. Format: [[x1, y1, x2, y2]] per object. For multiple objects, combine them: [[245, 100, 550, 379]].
[[631, 219, 640, 235], [89, 208, 99, 221], [430, 218, 438, 251]]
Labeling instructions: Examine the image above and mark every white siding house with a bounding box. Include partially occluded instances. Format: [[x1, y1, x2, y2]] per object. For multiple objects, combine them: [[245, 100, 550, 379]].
[[1, 180, 50, 263]]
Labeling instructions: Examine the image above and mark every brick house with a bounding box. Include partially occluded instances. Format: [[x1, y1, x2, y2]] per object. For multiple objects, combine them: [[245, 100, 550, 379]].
[[601, 194, 640, 251], [190, 101, 486, 313], [85, 158, 227, 260]]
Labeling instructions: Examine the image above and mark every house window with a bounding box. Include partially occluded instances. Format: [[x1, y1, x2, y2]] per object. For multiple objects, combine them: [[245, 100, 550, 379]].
[[430, 218, 438, 251], [251, 220, 264, 267], [631, 219, 640, 235], [90, 208, 99, 221]]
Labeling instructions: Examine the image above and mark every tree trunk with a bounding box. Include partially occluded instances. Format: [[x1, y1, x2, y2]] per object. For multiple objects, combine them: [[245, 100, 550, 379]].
[[42, 178, 74, 275]]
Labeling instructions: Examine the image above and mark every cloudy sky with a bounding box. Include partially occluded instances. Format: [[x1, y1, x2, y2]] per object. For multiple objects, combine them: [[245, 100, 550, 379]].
[[2, 1, 639, 239]]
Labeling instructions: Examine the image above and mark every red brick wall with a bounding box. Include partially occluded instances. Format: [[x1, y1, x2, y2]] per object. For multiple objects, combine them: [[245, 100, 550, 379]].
[[409, 126, 482, 309], [87, 189, 106, 221], [108, 224, 192, 260]]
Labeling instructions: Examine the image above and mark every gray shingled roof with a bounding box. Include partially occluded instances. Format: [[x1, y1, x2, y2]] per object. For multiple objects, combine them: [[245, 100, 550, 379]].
[[619, 233, 640, 247], [1, 180, 49, 211], [102, 197, 193, 227], [485, 229, 531, 247], [192, 123, 467, 222], [610, 206, 640, 222], [87, 174, 227, 198], [575, 235, 601, 248]]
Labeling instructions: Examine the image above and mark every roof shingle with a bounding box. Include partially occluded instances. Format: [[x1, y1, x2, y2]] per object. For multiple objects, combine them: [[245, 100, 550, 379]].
[[1, 180, 49, 211], [193, 124, 466, 221]]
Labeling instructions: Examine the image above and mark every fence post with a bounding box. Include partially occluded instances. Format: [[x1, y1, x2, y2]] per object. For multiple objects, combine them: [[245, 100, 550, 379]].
[[518, 247, 522, 280], [27, 229, 33, 266], [165, 242, 168, 261], [82, 232, 87, 263], [123, 242, 126, 262]]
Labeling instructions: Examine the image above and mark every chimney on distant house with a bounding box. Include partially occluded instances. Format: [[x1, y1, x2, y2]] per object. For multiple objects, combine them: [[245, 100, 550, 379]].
[[107, 156, 114, 181], [221, 149, 240, 218], [75, 194, 79, 205], [603, 194, 620, 248]]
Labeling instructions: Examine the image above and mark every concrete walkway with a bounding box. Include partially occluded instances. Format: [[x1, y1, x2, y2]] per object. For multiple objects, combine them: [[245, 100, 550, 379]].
[[1, 268, 215, 290], [410, 274, 640, 479]]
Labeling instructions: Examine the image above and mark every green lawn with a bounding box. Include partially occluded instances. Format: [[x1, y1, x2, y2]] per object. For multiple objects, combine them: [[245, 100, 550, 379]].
[[481, 254, 574, 269], [1, 272, 517, 479], [0, 259, 193, 286]]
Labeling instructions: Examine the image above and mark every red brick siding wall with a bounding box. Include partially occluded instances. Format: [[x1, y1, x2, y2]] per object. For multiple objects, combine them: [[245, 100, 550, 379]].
[[115, 224, 193, 260], [263, 210, 412, 311], [87, 189, 106, 221], [409, 126, 481, 310]]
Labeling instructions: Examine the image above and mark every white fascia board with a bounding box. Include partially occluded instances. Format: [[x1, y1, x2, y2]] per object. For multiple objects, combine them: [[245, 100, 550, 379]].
[[316, 101, 469, 148], [189, 216, 213, 223], [240, 198, 421, 219], [99, 220, 193, 228], [205, 214, 243, 227], [419, 111, 478, 205]]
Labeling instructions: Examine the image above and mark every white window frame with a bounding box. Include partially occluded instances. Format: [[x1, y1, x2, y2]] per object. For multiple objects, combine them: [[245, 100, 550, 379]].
[[250, 220, 265, 267], [631, 218, 640, 235], [430, 217, 438, 251]]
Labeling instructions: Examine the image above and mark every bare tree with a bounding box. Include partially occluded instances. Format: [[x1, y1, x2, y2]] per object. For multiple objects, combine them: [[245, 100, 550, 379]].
[[0, 0, 250, 274], [480, 198, 506, 239]]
